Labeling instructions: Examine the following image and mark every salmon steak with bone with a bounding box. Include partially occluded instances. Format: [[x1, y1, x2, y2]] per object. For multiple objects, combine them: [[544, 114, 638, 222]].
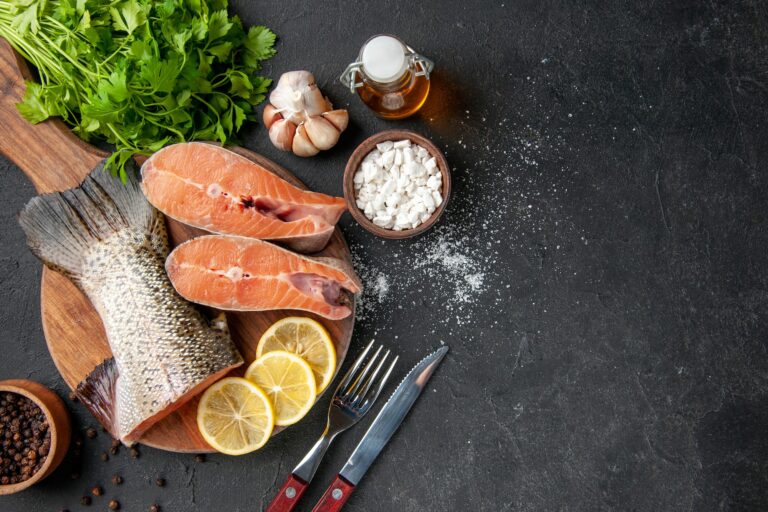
[[140, 142, 347, 253], [166, 235, 362, 321]]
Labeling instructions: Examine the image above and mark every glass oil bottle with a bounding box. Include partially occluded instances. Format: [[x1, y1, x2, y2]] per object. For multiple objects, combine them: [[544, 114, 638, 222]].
[[341, 35, 434, 120]]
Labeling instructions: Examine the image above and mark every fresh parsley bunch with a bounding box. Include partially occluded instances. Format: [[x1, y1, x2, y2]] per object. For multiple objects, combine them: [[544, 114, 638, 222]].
[[0, 0, 276, 180]]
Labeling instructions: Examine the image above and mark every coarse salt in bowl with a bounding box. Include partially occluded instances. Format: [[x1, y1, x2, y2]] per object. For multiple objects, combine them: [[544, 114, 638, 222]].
[[343, 130, 450, 239]]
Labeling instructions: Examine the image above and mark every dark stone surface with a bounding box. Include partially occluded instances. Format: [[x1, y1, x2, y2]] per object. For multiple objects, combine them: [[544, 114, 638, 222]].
[[1, 0, 767, 510]]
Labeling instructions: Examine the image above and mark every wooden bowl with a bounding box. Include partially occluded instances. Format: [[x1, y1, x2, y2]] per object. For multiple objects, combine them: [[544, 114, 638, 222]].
[[0, 380, 71, 495], [343, 130, 451, 239]]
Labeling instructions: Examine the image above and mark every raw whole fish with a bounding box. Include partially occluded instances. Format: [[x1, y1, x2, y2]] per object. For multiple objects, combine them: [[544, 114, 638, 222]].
[[166, 235, 362, 320], [18, 164, 243, 444], [140, 142, 347, 253]]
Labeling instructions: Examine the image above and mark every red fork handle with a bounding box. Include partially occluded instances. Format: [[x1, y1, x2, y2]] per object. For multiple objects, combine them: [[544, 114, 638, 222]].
[[266, 474, 309, 512], [311, 475, 356, 512]]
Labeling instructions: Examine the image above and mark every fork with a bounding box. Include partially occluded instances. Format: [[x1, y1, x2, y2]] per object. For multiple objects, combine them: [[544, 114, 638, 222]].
[[266, 340, 397, 512]]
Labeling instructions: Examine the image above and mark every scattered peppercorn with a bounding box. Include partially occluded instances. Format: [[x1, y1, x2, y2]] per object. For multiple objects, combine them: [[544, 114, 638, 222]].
[[194, 454, 206, 463], [0, 392, 50, 485], [155, 477, 165, 487], [91, 485, 103, 496], [108, 499, 120, 510], [150, 505, 161, 512], [130, 447, 140, 459], [100, 452, 109, 462], [110, 439, 120, 455], [111, 474, 123, 485], [80, 495, 92, 506], [85, 428, 97, 439], [68, 390, 78, 402]]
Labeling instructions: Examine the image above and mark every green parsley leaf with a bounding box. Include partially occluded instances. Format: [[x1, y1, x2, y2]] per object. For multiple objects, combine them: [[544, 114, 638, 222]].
[[249, 76, 272, 105], [208, 10, 232, 41], [10, 0, 43, 34], [105, 68, 129, 102], [17, 82, 63, 124], [110, 0, 146, 34], [233, 104, 246, 130], [229, 72, 253, 99], [244, 26, 277, 68], [140, 58, 181, 94], [0, 0, 277, 179]]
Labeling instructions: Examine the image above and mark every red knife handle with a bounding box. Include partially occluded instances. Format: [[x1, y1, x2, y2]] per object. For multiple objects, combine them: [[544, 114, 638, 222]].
[[311, 475, 355, 512], [266, 474, 308, 512]]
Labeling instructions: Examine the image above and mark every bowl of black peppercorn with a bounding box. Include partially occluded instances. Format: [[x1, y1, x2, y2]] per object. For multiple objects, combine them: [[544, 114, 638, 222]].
[[0, 379, 71, 495]]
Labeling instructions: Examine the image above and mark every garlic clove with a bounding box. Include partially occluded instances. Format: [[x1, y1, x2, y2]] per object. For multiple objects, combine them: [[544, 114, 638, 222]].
[[302, 85, 332, 117], [303, 116, 341, 151], [292, 123, 320, 157], [262, 104, 282, 130], [269, 119, 296, 152], [322, 109, 349, 132]]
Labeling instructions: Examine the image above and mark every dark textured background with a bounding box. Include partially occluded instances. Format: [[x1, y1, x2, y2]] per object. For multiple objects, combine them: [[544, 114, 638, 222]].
[[2, 0, 768, 510]]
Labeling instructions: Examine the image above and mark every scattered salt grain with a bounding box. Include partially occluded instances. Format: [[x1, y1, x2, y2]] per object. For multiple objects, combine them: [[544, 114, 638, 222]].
[[374, 275, 389, 302], [350, 80, 577, 335]]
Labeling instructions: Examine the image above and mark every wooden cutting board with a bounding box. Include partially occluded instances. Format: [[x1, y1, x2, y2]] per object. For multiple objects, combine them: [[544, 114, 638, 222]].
[[0, 40, 355, 452]]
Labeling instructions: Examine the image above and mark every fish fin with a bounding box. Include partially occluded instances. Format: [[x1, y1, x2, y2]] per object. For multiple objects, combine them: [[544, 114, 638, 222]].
[[76, 358, 121, 441], [18, 160, 161, 280]]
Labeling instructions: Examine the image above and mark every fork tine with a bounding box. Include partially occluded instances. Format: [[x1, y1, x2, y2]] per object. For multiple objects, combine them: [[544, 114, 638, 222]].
[[362, 355, 398, 408], [351, 349, 390, 405], [344, 345, 383, 398], [334, 339, 374, 396]]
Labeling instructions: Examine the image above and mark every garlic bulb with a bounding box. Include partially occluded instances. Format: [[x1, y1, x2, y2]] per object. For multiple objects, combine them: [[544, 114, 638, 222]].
[[263, 71, 348, 157]]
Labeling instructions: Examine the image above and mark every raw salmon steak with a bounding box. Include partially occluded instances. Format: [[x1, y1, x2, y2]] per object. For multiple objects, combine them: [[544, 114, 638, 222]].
[[166, 235, 362, 320], [141, 142, 347, 253]]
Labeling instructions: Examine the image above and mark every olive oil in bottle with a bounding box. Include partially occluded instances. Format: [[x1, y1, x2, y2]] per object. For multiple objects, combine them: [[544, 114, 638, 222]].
[[341, 35, 434, 120]]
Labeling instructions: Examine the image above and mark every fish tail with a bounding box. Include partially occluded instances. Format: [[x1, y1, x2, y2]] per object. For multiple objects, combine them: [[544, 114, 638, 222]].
[[18, 161, 158, 280]]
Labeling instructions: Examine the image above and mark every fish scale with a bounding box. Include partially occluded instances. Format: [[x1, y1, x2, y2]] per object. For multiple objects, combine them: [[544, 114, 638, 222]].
[[19, 163, 243, 444]]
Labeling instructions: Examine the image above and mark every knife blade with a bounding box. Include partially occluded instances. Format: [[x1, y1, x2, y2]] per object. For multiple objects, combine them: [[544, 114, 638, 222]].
[[311, 345, 449, 512]]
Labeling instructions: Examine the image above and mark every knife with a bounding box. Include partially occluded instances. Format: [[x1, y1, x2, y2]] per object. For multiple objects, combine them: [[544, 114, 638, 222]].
[[311, 345, 449, 512]]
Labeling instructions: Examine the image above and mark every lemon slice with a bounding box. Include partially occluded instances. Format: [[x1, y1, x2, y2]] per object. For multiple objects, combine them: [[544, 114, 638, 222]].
[[256, 317, 337, 393], [245, 351, 317, 426], [196, 377, 274, 455]]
